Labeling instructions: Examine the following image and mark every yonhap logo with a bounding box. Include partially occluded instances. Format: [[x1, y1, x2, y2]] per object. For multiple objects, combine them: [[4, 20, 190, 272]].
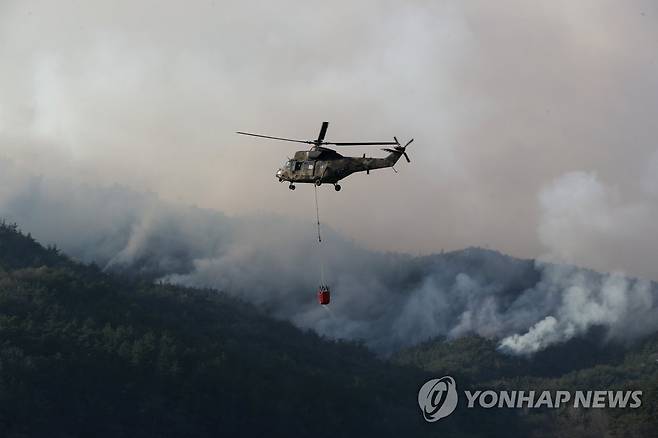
[[418, 376, 458, 422], [418, 376, 643, 423]]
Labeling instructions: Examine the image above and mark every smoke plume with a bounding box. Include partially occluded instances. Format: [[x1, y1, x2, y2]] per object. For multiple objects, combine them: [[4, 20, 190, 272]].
[[2, 0, 658, 279], [2, 162, 657, 355]]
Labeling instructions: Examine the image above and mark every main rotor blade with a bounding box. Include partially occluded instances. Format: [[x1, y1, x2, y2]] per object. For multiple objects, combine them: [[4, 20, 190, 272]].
[[316, 121, 329, 144], [236, 131, 313, 144], [325, 141, 399, 146]]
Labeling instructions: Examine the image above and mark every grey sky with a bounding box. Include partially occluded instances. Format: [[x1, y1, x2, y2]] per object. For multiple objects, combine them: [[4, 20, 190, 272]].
[[2, 0, 658, 279]]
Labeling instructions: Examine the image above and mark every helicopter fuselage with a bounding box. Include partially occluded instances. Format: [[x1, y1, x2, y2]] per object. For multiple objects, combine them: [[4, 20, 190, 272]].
[[275, 147, 402, 185]]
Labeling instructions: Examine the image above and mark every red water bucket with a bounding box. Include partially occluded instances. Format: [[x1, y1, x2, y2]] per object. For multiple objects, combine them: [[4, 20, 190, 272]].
[[317, 287, 330, 305]]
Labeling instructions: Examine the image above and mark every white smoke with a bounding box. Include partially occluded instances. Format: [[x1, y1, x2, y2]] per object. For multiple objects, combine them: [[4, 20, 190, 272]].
[[499, 264, 658, 355], [537, 171, 658, 279], [499, 171, 658, 354], [3, 0, 658, 269], [2, 163, 658, 355]]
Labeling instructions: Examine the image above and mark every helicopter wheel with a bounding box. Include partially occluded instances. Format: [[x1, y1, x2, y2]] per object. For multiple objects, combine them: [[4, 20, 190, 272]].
[[334, 184, 341, 192], [288, 184, 296, 190], [315, 179, 322, 187]]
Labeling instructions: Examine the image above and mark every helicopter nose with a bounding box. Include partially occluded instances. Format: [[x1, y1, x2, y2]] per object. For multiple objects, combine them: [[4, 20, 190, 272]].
[[275, 168, 283, 178]]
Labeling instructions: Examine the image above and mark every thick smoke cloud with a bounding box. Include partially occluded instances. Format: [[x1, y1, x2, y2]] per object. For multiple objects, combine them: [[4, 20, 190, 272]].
[[2, 0, 658, 280], [537, 171, 658, 283], [498, 264, 658, 355], [2, 163, 657, 355], [2, 1, 658, 355]]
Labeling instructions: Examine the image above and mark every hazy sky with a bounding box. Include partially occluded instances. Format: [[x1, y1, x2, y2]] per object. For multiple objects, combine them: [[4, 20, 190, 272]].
[[2, 0, 658, 279]]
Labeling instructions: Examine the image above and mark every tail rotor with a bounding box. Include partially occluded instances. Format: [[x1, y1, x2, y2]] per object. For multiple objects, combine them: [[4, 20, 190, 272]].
[[383, 136, 414, 163]]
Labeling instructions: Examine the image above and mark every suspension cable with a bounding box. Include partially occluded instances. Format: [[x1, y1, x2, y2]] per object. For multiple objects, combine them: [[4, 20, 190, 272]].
[[314, 185, 325, 285], [314, 184, 322, 243]]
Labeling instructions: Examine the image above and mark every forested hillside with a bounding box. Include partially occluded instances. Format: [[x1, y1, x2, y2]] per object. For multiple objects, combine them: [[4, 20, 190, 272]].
[[0, 222, 512, 437]]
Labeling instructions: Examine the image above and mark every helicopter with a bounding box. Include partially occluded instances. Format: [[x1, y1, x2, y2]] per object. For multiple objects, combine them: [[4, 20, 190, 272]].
[[236, 121, 413, 191]]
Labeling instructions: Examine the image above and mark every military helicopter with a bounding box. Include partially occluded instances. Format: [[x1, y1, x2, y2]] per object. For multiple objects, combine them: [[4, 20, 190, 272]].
[[236, 122, 413, 191]]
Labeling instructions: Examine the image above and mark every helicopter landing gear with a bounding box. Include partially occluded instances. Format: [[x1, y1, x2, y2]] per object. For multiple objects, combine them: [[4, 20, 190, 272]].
[[334, 184, 341, 192], [288, 184, 296, 190], [315, 179, 322, 187]]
